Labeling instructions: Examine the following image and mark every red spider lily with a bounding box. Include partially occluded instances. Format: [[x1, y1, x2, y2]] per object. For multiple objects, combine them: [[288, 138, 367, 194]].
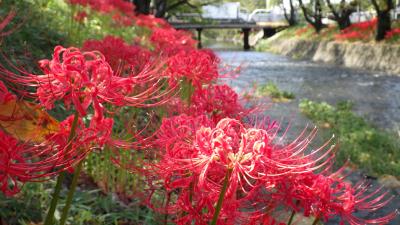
[[0, 114, 113, 196], [150, 27, 197, 56], [154, 114, 214, 152], [189, 84, 251, 123], [82, 36, 152, 74], [135, 14, 171, 29], [68, 0, 135, 17], [296, 26, 311, 36], [335, 31, 365, 41], [335, 19, 377, 41], [111, 12, 134, 27], [351, 18, 377, 31], [148, 116, 339, 224], [52, 114, 113, 153], [0, 46, 177, 114], [272, 169, 398, 225], [385, 28, 400, 40], [0, 129, 41, 196], [165, 49, 219, 87]]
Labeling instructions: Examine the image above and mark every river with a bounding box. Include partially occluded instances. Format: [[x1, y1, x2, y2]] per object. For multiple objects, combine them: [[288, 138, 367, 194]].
[[214, 49, 400, 133]]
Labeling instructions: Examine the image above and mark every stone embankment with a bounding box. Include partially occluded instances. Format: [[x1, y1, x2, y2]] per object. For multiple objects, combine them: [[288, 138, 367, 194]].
[[258, 34, 400, 75]]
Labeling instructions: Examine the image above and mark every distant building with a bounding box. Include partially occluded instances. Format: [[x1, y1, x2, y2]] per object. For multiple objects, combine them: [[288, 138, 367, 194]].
[[202, 3, 241, 21]]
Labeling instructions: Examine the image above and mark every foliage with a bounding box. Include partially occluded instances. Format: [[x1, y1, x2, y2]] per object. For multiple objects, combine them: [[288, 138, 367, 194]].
[[0, 0, 68, 72], [299, 99, 400, 177], [255, 82, 295, 102], [0, 182, 156, 225]]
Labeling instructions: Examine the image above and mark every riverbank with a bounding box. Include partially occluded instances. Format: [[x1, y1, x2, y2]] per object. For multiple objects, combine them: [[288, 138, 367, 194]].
[[257, 31, 400, 75]]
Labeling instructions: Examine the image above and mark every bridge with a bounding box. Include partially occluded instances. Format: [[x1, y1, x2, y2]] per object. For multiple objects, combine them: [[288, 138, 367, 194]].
[[170, 22, 288, 50], [168, 2, 288, 50]]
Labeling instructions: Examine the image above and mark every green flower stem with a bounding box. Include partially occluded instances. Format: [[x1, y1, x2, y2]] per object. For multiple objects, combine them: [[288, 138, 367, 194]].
[[43, 112, 80, 225], [210, 168, 233, 225], [287, 210, 296, 225], [59, 159, 84, 225], [288, 200, 299, 225], [43, 172, 65, 225], [164, 191, 171, 225], [312, 217, 320, 225]]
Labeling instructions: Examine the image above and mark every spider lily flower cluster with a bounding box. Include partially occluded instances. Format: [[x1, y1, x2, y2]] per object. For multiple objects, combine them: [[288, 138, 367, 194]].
[[147, 115, 397, 225], [0, 1, 398, 224]]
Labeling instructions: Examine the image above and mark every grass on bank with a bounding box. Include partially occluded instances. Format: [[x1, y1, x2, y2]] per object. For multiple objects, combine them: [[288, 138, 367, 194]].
[[255, 82, 295, 102], [299, 99, 400, 177]]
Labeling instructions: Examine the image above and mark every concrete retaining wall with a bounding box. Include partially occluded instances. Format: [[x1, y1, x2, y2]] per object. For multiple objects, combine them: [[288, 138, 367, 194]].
[[261, 37, 400, 75]]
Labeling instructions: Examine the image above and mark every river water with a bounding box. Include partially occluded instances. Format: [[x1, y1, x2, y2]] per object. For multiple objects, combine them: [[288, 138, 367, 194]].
[[214, 49, 400, 133], [212, 48, 400, 225]]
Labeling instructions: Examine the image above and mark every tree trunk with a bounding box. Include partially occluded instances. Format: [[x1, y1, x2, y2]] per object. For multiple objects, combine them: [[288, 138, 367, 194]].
[[299, 0, 325, 33], [376, 11, 392, 41], [155, 0, 167, 18], [371, 0, 394, 41], [337, 14, 352, 30], [133, 0, 151, 15], [314, 20, 324, 33]]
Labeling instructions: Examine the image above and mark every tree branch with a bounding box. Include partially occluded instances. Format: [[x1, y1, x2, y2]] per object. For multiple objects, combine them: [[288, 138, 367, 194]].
[[370, 0, 381, 13], [298, 0, 313, 24], [326, 0, 340, 19]]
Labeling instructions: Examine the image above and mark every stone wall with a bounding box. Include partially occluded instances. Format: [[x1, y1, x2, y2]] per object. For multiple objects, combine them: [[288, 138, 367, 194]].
[[260, 37, 400, 75]]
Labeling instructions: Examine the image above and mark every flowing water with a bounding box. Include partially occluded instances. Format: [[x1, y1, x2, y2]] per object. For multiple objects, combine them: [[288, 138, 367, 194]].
[[211, 48, 400, 225], [215, 49, 400, 132]]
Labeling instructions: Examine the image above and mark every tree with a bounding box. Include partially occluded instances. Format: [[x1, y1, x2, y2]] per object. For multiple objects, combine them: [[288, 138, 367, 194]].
[[326, 0, 357, 30], [282, 0, 297, 26], [153, 0, 222, 18], [298, 0, 326, 33], [370, 0, 394, 41]]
